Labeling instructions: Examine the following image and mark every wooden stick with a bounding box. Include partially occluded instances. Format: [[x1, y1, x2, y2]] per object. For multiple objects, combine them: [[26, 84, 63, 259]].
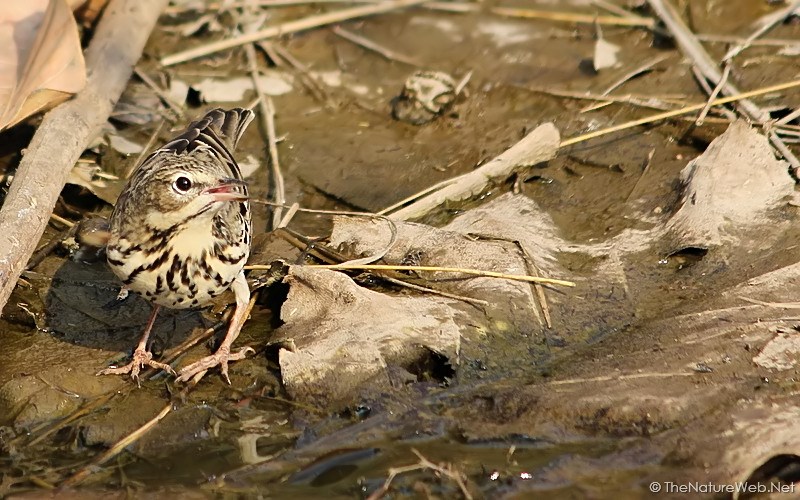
[[160, 0, 428, 66], [332, 26, 420, 65], [245, 44, 285, 230], [646, 0, 800, 170], [386, 123, 560, 220], [0, 0, 168, 315]]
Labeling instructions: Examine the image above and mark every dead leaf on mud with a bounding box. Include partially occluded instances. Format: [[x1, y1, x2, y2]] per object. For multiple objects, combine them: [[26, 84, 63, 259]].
[[66, 162, 125, 204], [665, 120, 794, 252], [272, 266, 462, 406], [752, 328, 800, 371], [192, 73, 293, 103], [0, 0, 86, 131], [593, 37, 621, 71]]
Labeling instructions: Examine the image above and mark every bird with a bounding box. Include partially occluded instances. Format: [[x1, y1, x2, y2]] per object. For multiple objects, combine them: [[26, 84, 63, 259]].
[[99, 108, 255, 384]]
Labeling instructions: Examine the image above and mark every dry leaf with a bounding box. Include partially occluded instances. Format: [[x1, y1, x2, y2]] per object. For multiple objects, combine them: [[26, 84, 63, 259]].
[[0, 0, 86, 131], [593, 37, 620, 71], [192, 73, 293, 103]]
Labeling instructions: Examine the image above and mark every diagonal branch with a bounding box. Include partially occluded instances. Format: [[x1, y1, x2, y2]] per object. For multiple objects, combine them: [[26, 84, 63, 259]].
[[0, 0, 168, 314]]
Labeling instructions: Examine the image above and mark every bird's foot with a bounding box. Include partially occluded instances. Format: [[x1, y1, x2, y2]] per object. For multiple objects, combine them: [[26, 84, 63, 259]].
[[176, 345, 254, 384], [97, 348, 176, 386]]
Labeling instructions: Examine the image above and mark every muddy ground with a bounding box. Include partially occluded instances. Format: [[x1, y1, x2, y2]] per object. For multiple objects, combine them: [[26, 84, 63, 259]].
[[3, 0, 800, 498]]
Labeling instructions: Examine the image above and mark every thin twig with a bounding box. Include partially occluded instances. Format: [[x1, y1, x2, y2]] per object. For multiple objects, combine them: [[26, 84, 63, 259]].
[[332, 26, 420, 66], [132, 67, 185, 119], [368, 448, 473, 500], [548, 372, 695, 386], [382, 276, 489, 307], [721, 0, 800, 62], [265, 43, 336, 107], [580, 54, 671, 113], [127, 120, 165, 179], [689, 66, 737, 122], [423, 2, 655, 28], [283, 264, 577, 287], [560, 77, 800, 148], [245, 44, 286, 230], [161, 0, 428, 66], [646, 0, 800, 171], [695, 62, 731, 125], [61, 399, 175, 488], [696, 33, 800, 47]]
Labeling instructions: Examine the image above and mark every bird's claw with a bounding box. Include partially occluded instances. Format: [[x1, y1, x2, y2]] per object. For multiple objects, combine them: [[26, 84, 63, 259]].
[[176, 345, 254, 384], [97, 348, 176, 386]]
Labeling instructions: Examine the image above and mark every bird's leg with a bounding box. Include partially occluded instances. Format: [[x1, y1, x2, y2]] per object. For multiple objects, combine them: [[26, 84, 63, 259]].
[[97, 304, 176, 384], [176, 272, 253, 384]]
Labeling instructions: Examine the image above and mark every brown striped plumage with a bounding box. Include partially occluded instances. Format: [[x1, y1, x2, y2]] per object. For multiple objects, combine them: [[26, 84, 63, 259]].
[[99, 108, 255, 384]]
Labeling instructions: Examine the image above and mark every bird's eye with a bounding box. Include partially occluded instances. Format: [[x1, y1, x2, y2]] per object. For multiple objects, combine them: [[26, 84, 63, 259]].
[[173, 176, 192, 193]]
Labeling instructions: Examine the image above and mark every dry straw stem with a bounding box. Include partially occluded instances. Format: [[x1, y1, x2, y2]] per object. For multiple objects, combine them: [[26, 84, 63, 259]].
[[244, 44, 285, 230], [646, 0, 800, 169], [305, 264, 577, 287], [560, 77, 800, 148], [160, 0, 428, 66], [61, 399, 174, 488], [61, 294, 259, 488], [332, 26, 420, 66], [424, 2, 654, 28], [0, 0, 168, 314]]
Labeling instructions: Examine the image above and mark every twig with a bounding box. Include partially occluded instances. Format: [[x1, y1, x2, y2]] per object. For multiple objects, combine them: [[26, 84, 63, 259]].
[[290, 264, 577, 287], [696, 33, 800, 48], [624, 148, 655, 204], [368, 448, 473, 500], [689, 66, 737, 122], [132, 67, 184, 119], [163, 0, 377, 13], [580, 54, 671, 112], [721, 0, 800, 62], [646, 0, 800, 171], [695, 62, 731, 125], [161, 0, 429, 66], [381, 276, 489, 307], [61, 398, 175, 488], [385, 123, 560, 220], [559, 77, 800, 148], [277, 202, 300, 228], [332, 26, 420, 66], [424, 2, 655, 28], [245, 44, 285, 230], [591, 0, 639, 19], [127, 120, 165, 179], [0, 0, 168, 315], [518, 243, 551, 328], [548, 372, 695, 386], [265, 43, 336, 107]]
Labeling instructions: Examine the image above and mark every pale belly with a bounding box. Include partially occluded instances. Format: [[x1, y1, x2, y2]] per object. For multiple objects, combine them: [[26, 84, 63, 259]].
[[107, 229, 247, 310]]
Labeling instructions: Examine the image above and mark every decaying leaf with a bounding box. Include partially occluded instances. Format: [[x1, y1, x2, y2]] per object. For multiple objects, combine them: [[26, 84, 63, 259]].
[[111, 83, 165, 125], [0, 0, 86, 131], [593, 37, 621, 71], [66, 162, 125, 204], [107, 134, 143, 155], [192, 73, 293, 103], [665, 120, 794, 251], [752, 328, 800, 371], [272, 266, 462, 406]]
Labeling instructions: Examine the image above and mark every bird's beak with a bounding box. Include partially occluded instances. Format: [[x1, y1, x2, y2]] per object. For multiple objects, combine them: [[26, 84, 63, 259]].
[[203, 178, 248, 202]]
